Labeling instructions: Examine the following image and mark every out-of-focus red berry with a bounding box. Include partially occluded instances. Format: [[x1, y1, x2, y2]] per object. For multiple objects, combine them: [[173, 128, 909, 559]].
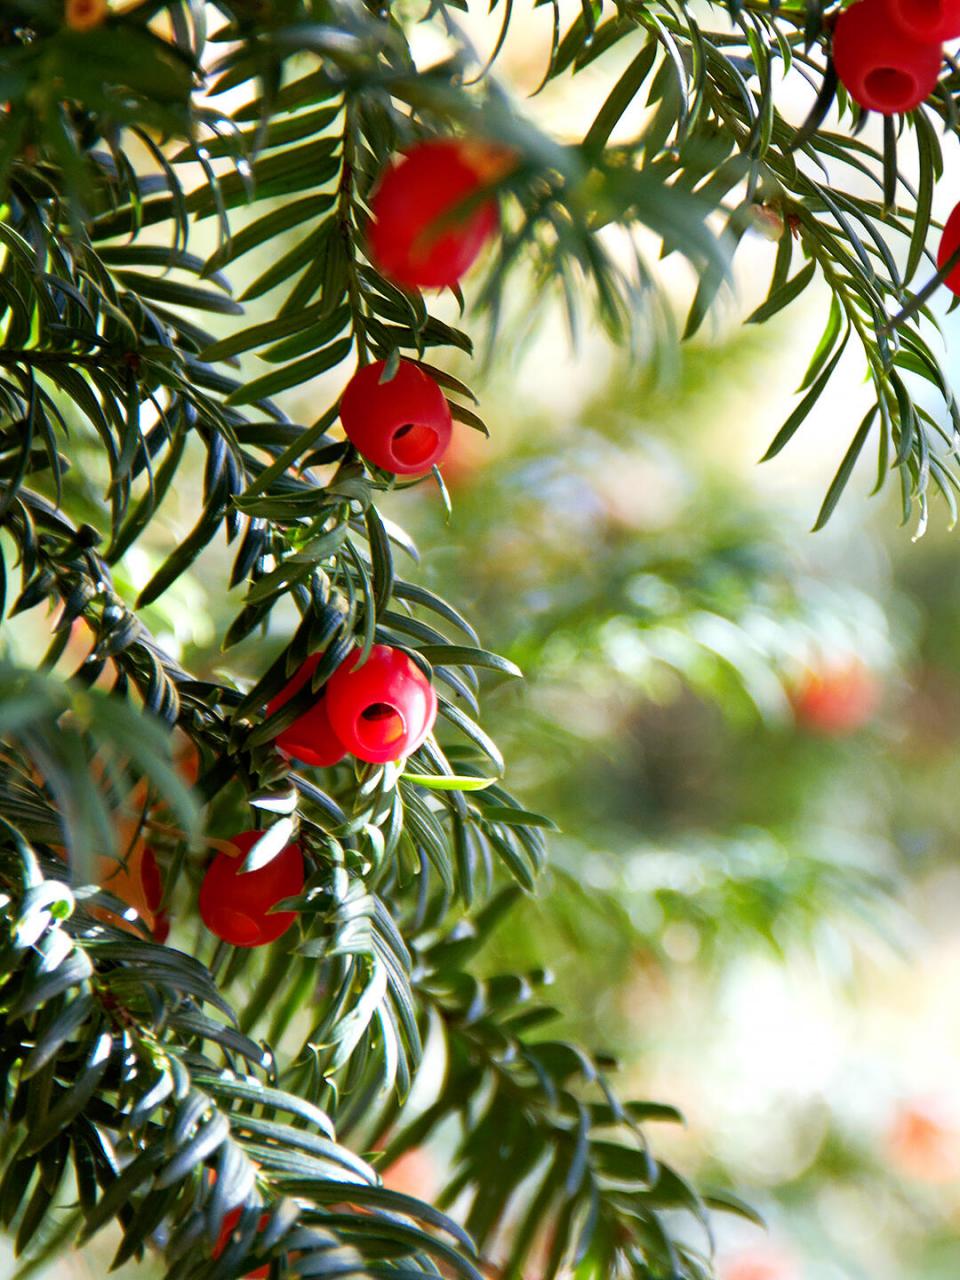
[[719, 1246, 799, 1280], [366, 139, 506, 290], [97, 841, 161, 934], [439, 423, 490, 492], [213, 1206, 270, 1278], [65, 0, 108, 31], [382, 1146, 439, 1200], [887, 1100, 960, 1182], [790, 660, 879, 736], [153, 910, 171, 945], [140, 846, 163, 912], [341, 360, 453, 475]]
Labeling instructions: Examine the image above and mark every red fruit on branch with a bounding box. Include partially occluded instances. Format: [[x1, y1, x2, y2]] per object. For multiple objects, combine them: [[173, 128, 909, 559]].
[[213, 1207, 270, 1278], [266, 653, 346, 767], [790, 660, 879, 736], [832, 0, 942, 114], [888, 0, 960, 40], [438, 422, 490, 491], [153, 910, 171, 945], [887, 1100, 960, 1182], [937, 201, 960, 294], [65, 0, 108, 31], [382, 1146, 439, 1199], [366, 138, 505, 290], [97, 841, 162, 935], [340, 360, 453, 475], [719, 1247, 799, 1280], [140, 846, 163, 913], [138, 846, 172, 941], [199, 831, 304, 947], [326, 645, 437, 763]]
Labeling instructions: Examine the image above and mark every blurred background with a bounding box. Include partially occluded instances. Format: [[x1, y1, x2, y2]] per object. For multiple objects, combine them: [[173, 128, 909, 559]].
[[379, 317, 960, 1280], [7, 5, 960, 1278]]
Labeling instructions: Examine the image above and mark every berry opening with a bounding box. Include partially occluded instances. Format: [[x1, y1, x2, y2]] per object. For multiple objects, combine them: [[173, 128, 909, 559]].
[[901, 0, 943, 29], [357, 701, 406, 751], [217, 909, 262, 946], [864, 66, 917, 111], [391, 422, 440, 468]]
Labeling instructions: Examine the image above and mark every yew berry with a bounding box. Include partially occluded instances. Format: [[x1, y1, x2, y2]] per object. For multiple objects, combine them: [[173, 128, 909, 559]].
[[382, 1147, 439, 1199], [366, 139, 503, 290], [140, 846, 163, 913], [832, 0, 942, 114], [97, 842, 162, 935], [139, 846, 171, 941], [340, 360, 453, 475], [213, 1206, 270, 1278], [790, 661, 879, 736], [65, 0, 108, 31], [199, 831, 304, 947], [887, 1101, 960, 1182], [153, 910, 171, 945], [888, 0, 960, 40], [719, 1247, 799, 1280], [326, 645, 437, 764], [937, 201, 960, 293], [438, 422, 489, 491], [266, 653, 346, 767]]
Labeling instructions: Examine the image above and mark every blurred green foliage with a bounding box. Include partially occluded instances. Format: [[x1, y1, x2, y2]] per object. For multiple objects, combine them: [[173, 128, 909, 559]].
[[368, 327, 960, 1280]]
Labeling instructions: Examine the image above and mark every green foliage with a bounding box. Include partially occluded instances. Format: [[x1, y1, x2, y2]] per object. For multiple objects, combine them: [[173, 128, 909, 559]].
[[532, 4, 960, 530], [0, 0, 956, 1276], [386, 896, 723, 1280], [0, 829, 478, 1280]]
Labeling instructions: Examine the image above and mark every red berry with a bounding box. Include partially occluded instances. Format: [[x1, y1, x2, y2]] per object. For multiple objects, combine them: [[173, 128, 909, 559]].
[[719, 1248, 800, 1280], [199, 831, 304, 947], [266, 654, 346, 767], [832, 0, 942, 114], [888, 0, 960, 39], [153, 910, 171, 945], [937, 201, 960, 293], [366, 139, 501, 290], [887, 1100, 960, 1182], [382, 1147, 439, 1199], [140, 846, 163, 913], [65, 0, 108, 32], [341, 360, 453, 475], [213, 1206, 270, 1278], [97, 841, 161, 935], [790, 661, 879, 736], [326, 645, 437, 763]]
